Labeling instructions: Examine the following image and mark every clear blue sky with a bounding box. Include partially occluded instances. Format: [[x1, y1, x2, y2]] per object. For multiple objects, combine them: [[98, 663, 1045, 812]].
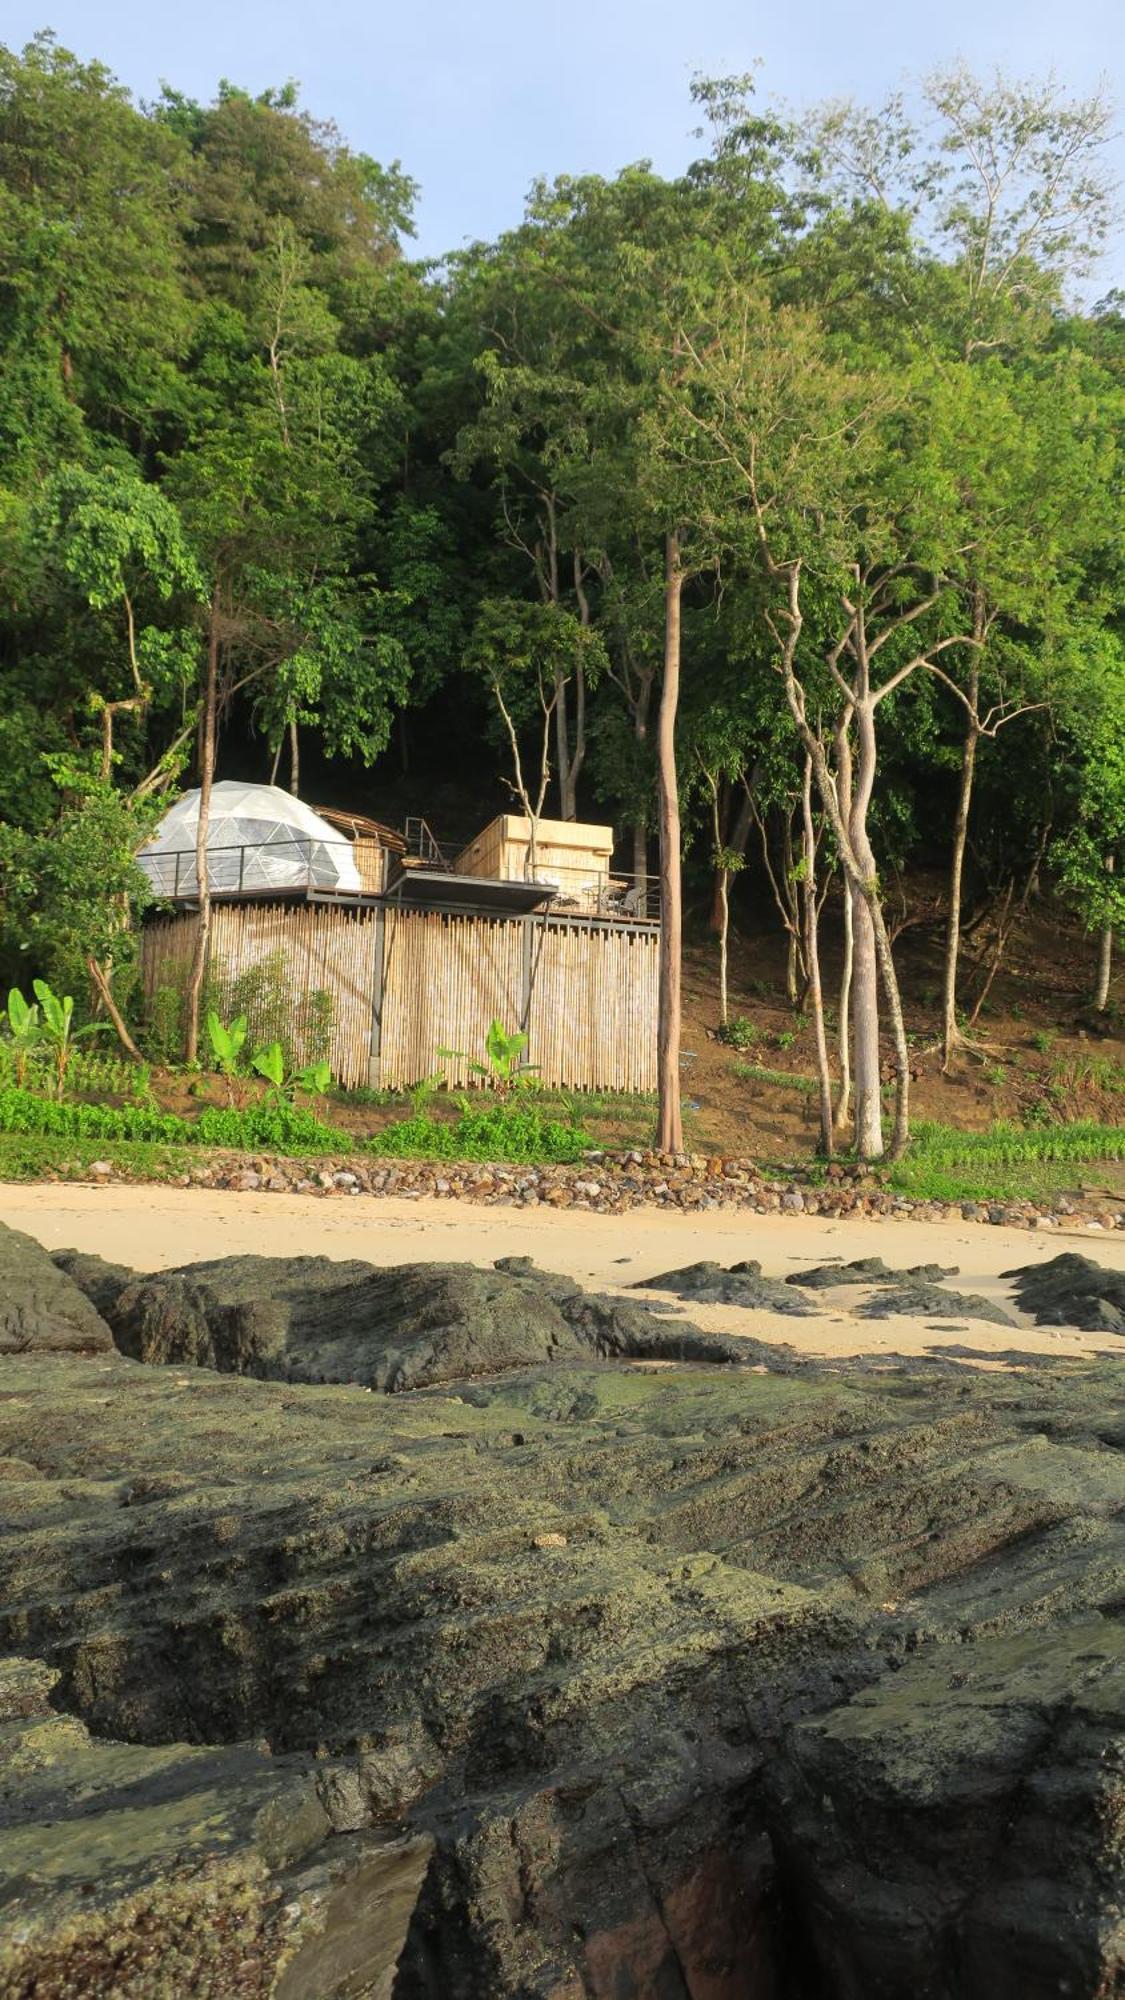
[[8, 1, 1124, 285]]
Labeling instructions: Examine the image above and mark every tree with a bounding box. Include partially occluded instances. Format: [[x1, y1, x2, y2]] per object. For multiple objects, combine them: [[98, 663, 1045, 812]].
[[30, 466, 205, 780]]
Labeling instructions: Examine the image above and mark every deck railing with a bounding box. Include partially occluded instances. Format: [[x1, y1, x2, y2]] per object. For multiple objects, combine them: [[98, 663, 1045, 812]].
[[137, 837, 363, 901], [140, 839, 661, 922]]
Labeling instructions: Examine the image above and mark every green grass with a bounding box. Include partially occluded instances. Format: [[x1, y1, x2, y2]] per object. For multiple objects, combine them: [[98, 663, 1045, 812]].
[[734, 1062, 817, 1094], [0, 1132, 200, 1182], [888, 1119, 1125, 1205]]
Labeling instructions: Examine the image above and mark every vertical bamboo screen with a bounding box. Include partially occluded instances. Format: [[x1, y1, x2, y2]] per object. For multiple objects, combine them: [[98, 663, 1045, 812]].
[[378, 910, 526, 1087], [525, 920, 659, 1093], [141, 903, 658, 1092]]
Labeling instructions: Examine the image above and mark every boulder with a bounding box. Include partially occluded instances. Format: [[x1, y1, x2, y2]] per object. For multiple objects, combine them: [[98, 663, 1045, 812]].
[[0, 1223, 113, 1355]]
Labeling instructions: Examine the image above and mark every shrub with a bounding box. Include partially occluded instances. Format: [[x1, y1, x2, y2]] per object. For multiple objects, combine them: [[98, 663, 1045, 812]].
[[374, 1101, 588, 1164], [0, 1084, 344, 1155], [715, 1016, 760, 1050]]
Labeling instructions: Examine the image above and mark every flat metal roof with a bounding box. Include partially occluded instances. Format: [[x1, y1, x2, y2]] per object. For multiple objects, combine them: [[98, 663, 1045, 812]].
[[385, 867, 558, 915]]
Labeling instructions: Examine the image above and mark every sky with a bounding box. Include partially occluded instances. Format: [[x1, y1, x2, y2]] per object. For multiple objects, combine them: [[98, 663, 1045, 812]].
[[7, 0, 1124, 285]]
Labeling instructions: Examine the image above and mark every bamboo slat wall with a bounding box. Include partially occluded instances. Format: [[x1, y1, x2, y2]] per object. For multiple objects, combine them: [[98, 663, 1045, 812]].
[[525, 919, 659, 1094], [379, 910, 526, 1088], [141, 902, 658, 1093]]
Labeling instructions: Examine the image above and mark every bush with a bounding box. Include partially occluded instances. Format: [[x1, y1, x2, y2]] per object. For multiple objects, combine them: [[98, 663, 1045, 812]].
[[715, 1016, 760, 1050], [374, 1101, 589, 1164], [0, 1085, 344, 1155]]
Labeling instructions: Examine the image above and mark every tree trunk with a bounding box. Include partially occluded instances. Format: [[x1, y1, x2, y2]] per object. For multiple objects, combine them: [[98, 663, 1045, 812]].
[[941, 663, 980, 1069], [708, 783, 754, 932], [1088, 856, 1104, 1016], [183, 590, 220, 1064], [632, 823, 648, 897], [717, 871, 730, 1026], [833, 712, 854, 1132], [289, 717, 300, 798], [801, 754, 833, 1156], [655, 532, 684, 1154], [835, 885, 853, 1132], [870, 890, 911, 1159], [1095, 923, 1114, 1012], [554, 675, 574, 819], [849, 701, 884, 1159], [86, 956, 142, 1061]]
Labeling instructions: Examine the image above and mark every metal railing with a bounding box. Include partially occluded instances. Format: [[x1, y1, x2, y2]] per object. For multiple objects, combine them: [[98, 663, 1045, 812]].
[[139, 837, 662, 923], [137, 838, 365, 901]]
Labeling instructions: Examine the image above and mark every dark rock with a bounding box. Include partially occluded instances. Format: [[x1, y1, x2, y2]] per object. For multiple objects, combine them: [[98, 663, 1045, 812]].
[[1001, 1252, 1125, 1334], [64, 1250, 745, 1390], [633, 1259, 815, 1315], [51, 1247, 134, 1320], [859, 1281, 1017, 1327], [3, 1244, 1125, 1993], [0, 1225, 113, 1355], [788, 1256, 958, 1289]]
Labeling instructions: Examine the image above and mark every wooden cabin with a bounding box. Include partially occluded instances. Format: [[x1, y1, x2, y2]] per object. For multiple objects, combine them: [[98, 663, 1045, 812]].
[[140, 803, 659, 1094]]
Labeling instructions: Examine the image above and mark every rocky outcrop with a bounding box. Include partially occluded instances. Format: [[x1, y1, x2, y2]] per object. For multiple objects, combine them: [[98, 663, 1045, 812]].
[[52, 1249, 745, 1389], [633, 1258, 816, 1314], [858, 1280, 1017, 1326], [786, 1256, 957, 1288], [0, 1223, 113, 1354], [2, 1224, 1124, 1996], [1003, 1251, 1125, 1334], [0, 1656, 433, 1999]]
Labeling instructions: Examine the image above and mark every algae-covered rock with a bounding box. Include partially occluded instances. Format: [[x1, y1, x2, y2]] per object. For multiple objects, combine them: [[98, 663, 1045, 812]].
[[633, 1258, 816, 1314], [788, 1256, 957, 1289], [859, 1280, 1017, 1326], [59, 1249, 744, 1389], [0, 1649, 433, 1998], [1002, 1251, 1125, 1334], [0, 1224, 112, 1354], [2, 1236, 1125, 1995]]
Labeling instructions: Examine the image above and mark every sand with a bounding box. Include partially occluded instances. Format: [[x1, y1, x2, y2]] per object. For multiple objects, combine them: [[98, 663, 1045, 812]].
[[4, 1181, 1125, 1368]]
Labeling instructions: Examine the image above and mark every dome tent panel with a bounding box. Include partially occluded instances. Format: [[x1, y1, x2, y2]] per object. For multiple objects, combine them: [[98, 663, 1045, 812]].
[[137, 783, 363, 897]]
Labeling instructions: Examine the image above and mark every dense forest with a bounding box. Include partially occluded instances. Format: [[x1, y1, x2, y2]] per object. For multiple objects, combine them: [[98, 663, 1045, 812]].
[[0, 31, 1121, 1161]]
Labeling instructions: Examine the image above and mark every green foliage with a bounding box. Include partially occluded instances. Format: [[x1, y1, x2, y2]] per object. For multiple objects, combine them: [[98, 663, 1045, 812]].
[[145, 985, 186, 1065], [31, 978, 109, 1095], [374, 1100, 588, 1164], [437, 1020, 539, 1092], [205, 1010, 248, 1076], [733, 1062, 816, 1094], [3, 987, 39, 1087], [715, 1016, 761, 1050], [888, 1119, 1125, 1203], [0, 1082, 343, 1154]]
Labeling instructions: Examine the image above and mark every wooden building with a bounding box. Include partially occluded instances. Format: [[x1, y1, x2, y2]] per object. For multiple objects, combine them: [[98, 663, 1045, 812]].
[[140, 807, 660, 1094]]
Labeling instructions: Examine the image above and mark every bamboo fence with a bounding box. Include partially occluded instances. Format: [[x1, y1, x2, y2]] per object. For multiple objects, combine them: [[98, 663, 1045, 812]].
[[141, 901, 658, 1092]]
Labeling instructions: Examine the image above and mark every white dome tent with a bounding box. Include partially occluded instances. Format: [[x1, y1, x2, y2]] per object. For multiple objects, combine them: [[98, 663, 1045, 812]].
[[136, 783, 363, 899]]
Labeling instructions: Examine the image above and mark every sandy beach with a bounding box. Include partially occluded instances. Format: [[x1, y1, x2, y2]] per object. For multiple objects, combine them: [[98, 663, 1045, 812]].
[[3, 1181, 1123, 1367]]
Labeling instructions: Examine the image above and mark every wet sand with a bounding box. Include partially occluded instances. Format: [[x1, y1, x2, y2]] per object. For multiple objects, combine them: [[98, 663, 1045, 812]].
[[5, 1182, 1124, 1367]]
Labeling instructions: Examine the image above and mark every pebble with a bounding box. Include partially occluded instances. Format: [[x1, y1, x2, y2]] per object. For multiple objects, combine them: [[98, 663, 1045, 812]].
[[60, 1148, 1120, 1233]]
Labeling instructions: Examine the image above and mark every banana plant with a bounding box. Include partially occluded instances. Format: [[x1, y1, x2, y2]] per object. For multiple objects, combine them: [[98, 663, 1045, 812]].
[[31, 979, 109, 1098], [205, 1011, 249, 1104], [4, 988, 41, 1088], [437, 1019, 538, 1094], [250, 1040, 331, 1100]]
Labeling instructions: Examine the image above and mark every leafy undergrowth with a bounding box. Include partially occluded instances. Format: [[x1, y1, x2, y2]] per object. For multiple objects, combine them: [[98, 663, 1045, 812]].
[[0, 1086, 343, 1155], [0, 1132, 199, 1182], [0, 1085, 591, 1168], [375, 1101, 589, 1163], [887, 1120, 1125, 1205]]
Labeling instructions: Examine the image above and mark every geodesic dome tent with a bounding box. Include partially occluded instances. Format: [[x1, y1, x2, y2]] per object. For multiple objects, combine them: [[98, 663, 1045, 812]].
[[136, 783, 363, 899]]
